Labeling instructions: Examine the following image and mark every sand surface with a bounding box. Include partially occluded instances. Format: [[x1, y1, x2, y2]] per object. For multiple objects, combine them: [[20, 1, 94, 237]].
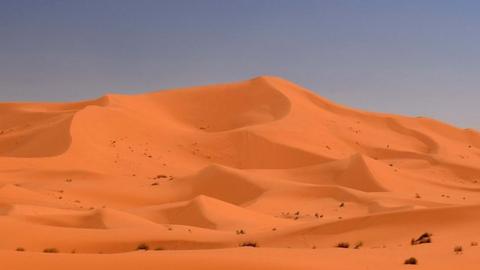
[[0, 76, 479, 269]]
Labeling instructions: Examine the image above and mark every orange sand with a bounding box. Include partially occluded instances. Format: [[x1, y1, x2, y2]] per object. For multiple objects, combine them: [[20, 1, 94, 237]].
[[0, 76, 479, 269]]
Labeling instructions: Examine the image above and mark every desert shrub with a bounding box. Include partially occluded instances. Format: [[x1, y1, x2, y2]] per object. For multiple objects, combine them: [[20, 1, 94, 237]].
[[43, 248, 58, 253], [137, 243, 149, 250], [471, 241, 478, 247], [404, 257, 417, 265], [16, 247, 25, 252], [411, 232, 432, 245], [454, 245, 463, 254], [335, 242, 350, 248], [240, 242, 257, 248], [353, 241, 363, 249]]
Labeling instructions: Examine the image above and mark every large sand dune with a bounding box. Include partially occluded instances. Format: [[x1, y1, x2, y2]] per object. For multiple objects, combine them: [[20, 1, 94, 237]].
[[0, 76, 479, 269]]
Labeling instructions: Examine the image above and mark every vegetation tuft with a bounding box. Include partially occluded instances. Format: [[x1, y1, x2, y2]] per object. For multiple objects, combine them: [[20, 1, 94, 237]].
[[404, 257, 417, 265], [137, 243, 149, 250], [239, 242, 258, 248], [411, 232, 432, 245], [335, 242, 350, 248]]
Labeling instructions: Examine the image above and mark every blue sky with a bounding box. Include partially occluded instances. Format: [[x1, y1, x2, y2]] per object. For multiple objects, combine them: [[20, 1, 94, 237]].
[[1, 0, 479, 128]]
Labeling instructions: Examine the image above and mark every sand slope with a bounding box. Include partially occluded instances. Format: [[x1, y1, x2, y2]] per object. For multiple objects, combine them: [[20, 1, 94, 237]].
[[0, 76, 479, 269]]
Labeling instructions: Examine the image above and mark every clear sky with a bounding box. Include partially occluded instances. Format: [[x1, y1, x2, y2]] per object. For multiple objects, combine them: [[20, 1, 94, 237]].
[[1, 0, 479, 128]]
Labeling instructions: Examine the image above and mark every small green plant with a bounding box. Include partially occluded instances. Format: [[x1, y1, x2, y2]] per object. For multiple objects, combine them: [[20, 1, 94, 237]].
[[404, 257, 417, 265], [335, 242, 350, 248], [137, 243, 149, 250], [43, 248, 59, 253]]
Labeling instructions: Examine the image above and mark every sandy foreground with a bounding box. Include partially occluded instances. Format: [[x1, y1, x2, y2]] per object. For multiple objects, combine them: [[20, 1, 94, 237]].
[[0, 76, 479, 269]]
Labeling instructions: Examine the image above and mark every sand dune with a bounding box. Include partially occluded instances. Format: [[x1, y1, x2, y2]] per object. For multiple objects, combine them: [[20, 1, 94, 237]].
[[0, 76, 479, 269]]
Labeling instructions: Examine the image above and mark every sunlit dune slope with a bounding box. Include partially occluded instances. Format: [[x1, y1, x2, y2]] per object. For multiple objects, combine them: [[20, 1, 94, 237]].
[[0, 76, 479, 269]]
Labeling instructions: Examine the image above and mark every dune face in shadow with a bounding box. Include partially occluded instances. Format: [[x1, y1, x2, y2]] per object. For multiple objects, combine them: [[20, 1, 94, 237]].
[[0, 111, 74, 158], [204, 131, 332, 169], [0, 97, 109, 158], [177, 165, 265, 205], [0, 76, 479, 269], [148, 77, 292, 132]]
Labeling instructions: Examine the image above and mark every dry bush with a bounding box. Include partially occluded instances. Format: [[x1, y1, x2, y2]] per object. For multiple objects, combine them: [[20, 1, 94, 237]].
[[137, 243, 149, 250], [335, 242, 350, 248], [411, 232, 432, 245], [353, 241, 363, 249], [240, 242, 258, 248], [404, 257, 417, 265]]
